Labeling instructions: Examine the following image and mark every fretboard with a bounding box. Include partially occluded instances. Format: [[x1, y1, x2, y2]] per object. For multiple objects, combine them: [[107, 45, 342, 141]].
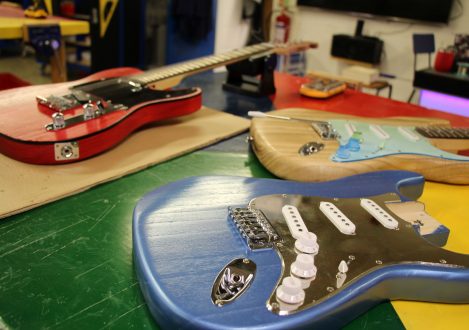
[[416, 126, 469, 139], [133, 43, 274, 85]]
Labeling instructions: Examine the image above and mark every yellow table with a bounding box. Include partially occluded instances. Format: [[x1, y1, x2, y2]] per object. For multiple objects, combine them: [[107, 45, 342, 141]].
[[0, 4, 89, 82], [393, 181, 469, 329]]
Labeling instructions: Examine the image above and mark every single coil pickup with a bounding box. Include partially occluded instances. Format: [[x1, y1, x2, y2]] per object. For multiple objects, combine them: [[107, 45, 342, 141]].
[[228, 207, 281, 250], [369, 124, 390, 140], [360, 199, 399, 229], [398, 126, 420, 142], [281, 205, 309, 239], [319, 202, 356, 235]]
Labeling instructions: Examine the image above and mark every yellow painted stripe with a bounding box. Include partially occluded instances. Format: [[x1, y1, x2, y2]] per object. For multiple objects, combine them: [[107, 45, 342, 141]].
[[44, 0, 53, 14], [392, 182, 469, 329], [99, 0, 118, 38]]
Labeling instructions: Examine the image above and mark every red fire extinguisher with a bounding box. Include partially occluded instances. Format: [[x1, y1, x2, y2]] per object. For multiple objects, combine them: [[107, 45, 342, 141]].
[[274, 0, 291, 43]]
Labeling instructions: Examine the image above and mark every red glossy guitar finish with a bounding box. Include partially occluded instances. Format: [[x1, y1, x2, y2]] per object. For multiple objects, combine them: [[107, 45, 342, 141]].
[[0, 43, 316, 165], [0, 68, 201, 164]]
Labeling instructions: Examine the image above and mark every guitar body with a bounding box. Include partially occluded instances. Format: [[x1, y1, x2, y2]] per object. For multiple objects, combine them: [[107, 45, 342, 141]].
[[133, 172, 469, 329], [250, 108, 469, 184], [0, 68, 202, 164], [0, 42, 317, 165]]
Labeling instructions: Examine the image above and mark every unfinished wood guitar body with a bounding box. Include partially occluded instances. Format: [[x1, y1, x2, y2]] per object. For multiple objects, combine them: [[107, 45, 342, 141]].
[[250, 108, 469, 184]]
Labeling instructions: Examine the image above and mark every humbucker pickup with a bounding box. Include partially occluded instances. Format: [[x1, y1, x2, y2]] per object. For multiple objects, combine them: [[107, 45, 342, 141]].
[[228, 207, 281, 250]]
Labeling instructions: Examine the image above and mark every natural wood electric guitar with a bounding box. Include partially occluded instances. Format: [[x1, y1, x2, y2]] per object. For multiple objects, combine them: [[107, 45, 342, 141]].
[[0, 42, 314, 165], [249, 108, 469, 184]]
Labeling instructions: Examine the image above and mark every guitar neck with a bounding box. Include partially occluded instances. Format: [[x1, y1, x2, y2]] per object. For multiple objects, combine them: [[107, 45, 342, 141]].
[[416, 127, 469, 139], [133, 43, 275, 86]]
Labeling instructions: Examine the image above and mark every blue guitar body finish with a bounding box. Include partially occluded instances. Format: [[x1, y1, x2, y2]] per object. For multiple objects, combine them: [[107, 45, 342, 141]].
[[133, 171, 469, 329]]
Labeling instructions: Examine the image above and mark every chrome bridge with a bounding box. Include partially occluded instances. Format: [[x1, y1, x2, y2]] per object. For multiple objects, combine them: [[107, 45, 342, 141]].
[[37, 89, 98, 112], [312, 122, 340, 140], [228, 207, 281, 250]]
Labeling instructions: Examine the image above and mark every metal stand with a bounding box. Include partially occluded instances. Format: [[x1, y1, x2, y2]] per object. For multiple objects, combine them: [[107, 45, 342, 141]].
[[223, 54, 277, 97]]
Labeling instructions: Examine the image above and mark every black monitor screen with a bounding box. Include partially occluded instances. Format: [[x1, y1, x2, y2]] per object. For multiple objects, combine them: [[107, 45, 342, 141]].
[[298, 0, 455, 24]]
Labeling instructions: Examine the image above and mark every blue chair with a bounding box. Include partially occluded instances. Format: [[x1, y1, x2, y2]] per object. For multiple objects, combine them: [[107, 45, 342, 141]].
[[408, 34, 435, 102]]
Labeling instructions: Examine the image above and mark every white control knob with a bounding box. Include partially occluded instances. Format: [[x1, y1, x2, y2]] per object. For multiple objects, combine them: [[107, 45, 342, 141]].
[[295, 231, 319, 255], [291, 254, 317, 279], [276, 276, 305, 304]]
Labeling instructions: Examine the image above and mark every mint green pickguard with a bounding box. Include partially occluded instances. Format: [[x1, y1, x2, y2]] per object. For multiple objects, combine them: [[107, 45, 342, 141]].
[[330, 120, 469, 163]]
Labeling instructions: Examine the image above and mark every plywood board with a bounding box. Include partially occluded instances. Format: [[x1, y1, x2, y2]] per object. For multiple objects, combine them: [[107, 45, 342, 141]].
[[0, 107, 249, 218]]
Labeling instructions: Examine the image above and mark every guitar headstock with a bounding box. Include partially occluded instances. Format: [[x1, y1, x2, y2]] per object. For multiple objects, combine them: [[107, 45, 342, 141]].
[[273, 41, 318, 55]]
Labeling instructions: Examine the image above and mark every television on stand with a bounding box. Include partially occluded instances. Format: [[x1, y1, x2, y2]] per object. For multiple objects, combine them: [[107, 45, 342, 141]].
[[298, 0, 455, 25]]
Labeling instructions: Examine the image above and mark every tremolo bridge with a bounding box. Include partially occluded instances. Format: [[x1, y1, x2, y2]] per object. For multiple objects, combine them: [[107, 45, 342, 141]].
[[211, 208, 280, 306], [228, 207, 281, 250]]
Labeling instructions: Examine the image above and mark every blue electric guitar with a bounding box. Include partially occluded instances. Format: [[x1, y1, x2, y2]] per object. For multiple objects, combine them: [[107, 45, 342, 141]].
[[133, 172, 469, 329]]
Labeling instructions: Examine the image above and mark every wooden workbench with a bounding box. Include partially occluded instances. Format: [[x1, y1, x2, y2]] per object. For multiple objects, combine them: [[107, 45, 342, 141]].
[[0, 4, 89, 82], [0, 72, 468, 329]]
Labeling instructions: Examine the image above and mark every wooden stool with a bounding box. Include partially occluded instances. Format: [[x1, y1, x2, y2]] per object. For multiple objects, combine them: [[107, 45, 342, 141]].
[[363, 80, 393, 98]]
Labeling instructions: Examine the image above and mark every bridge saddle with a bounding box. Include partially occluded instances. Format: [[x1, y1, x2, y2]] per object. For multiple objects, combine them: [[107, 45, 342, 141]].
[[228, 207, 281, 250]]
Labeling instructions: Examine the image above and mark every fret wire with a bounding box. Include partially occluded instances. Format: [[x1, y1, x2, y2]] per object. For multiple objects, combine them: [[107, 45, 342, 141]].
[[134, 42, 273, 84], [455, 129, 467, 138], [421, 127, 469, 139]]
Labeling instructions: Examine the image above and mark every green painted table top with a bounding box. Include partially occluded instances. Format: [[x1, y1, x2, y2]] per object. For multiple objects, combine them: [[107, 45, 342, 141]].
[[0, 150, 403, 329]]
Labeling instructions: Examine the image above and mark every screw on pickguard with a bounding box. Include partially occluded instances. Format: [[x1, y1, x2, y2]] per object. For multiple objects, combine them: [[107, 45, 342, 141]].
[[228, 207, 281, 250]]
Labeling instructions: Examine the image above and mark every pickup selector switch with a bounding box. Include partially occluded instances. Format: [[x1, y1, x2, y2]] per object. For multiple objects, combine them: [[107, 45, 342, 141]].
[[276, 276, 305, 305], [291, 254, 317, 279], [336, 260, 349, 289], [338, 260, 348, 273], [295, 231, 319, 255]]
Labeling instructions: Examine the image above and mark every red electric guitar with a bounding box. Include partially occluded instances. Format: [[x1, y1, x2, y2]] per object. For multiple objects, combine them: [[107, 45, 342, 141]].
[[0, 42, 315, 164]]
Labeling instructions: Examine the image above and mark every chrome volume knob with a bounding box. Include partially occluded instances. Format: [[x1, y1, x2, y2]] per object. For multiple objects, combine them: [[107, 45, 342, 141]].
[[83, 102, 97, 120], [52, 112, 65, 129]]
